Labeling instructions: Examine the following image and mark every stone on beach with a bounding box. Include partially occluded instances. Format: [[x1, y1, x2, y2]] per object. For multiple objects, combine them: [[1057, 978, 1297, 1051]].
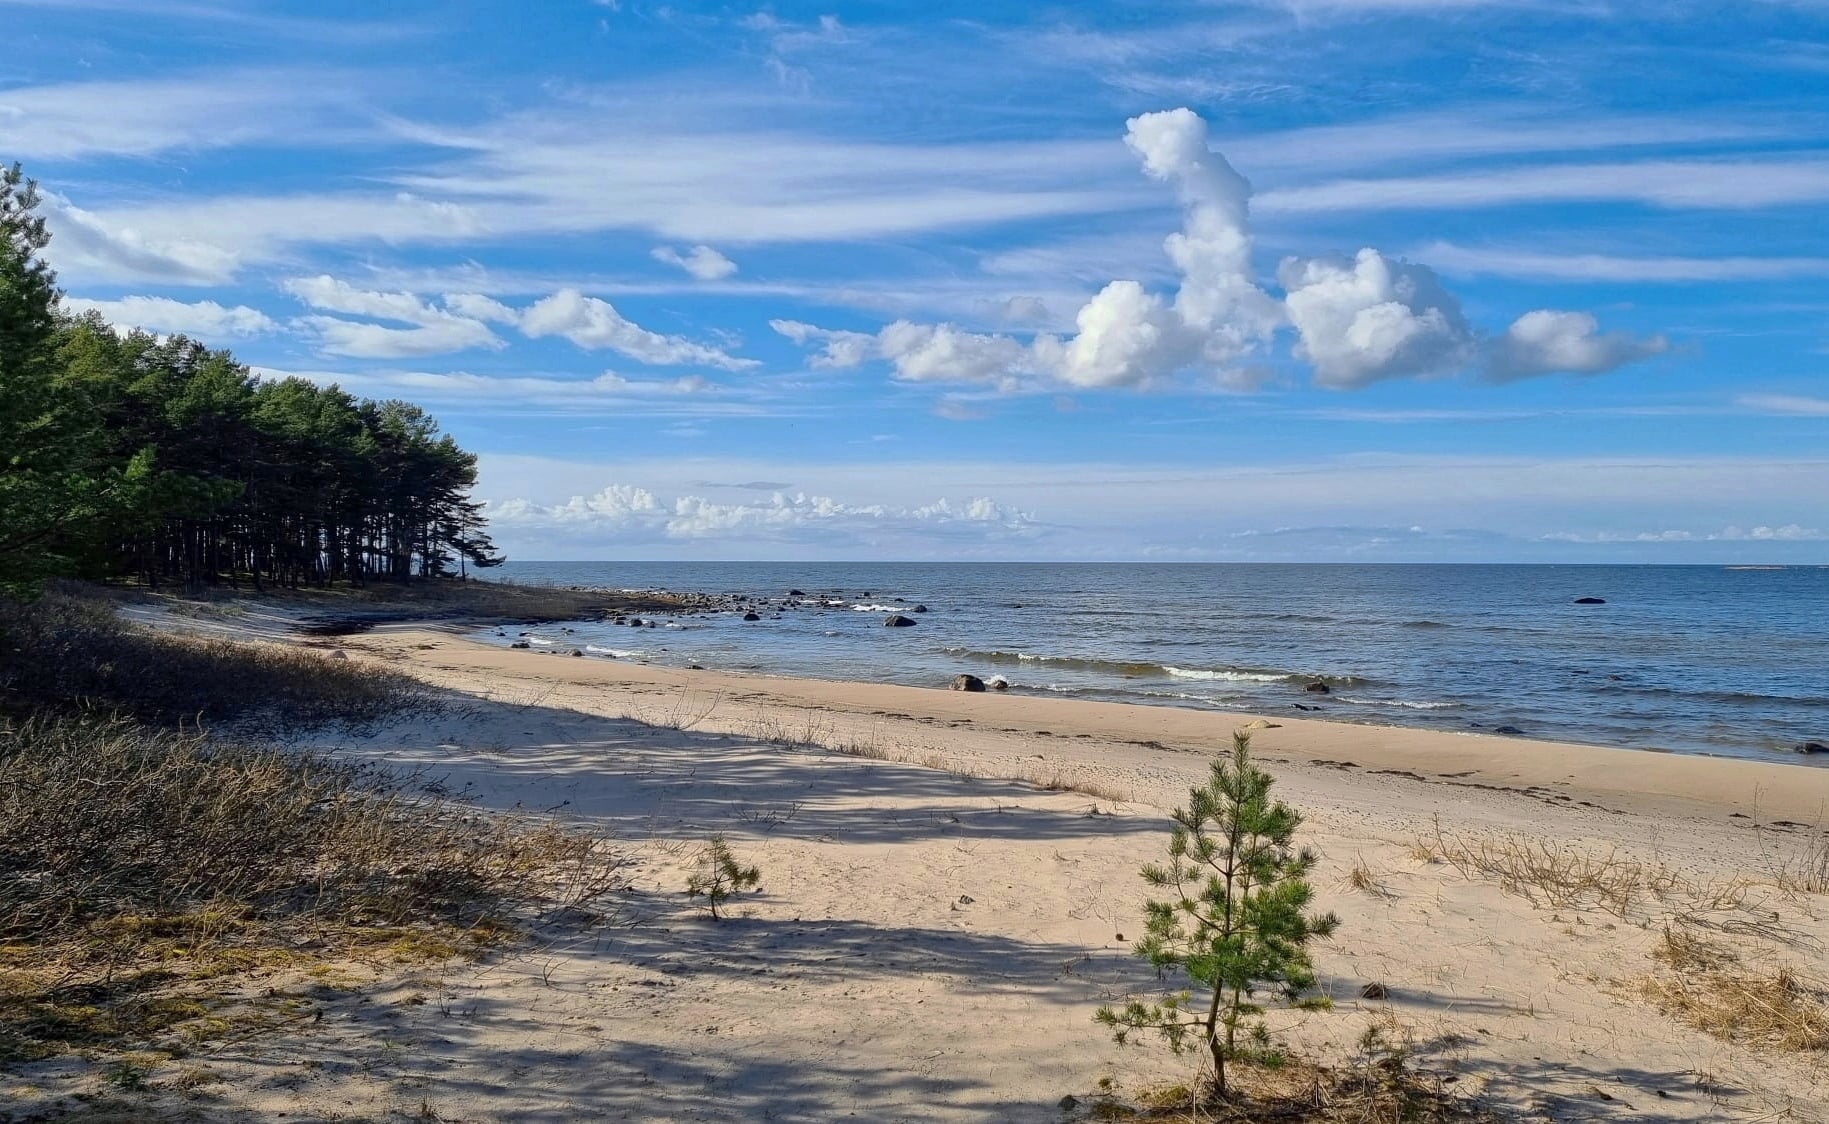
[[950, 674, 986, 692]]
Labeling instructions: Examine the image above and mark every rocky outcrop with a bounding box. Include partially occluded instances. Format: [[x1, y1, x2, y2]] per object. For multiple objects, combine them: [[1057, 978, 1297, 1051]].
[[950, 674, 986, 692], [884, 614, 917, 627], [1573, 597, 1606, 605]]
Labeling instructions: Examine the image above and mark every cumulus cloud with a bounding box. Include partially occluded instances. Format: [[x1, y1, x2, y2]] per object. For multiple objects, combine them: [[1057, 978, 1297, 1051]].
[[283, 275, 504, 358], [521, 289, 757, 369], [1487, 310, 1669, 382], [64, 295, 277, 339], [651, 244, 738, 280], [486, 483, 1038, 546], [770, 107, 1662, 393], [1279, 249, 1475, 389]]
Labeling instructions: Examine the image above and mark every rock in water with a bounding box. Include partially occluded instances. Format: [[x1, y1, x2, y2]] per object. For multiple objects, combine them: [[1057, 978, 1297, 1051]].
[[788, 588, 806, 596], [988, 676, 1009, 691], [742, 611, 761, 622], [1573, 596, 1607, 604], [1494, 725, 1526, 736], [510, 640, 531, 649], [1304, 680, 1331, 694], [884, 614, 917, 627], [911, 604, 929, 613], [1795, 741, 1828, 755], [950, 674, 986, 692]]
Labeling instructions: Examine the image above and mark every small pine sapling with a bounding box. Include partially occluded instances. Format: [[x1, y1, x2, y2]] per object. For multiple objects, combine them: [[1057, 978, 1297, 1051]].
[[686, 836, 760, 919], [1097, 730, 1339, 1103]]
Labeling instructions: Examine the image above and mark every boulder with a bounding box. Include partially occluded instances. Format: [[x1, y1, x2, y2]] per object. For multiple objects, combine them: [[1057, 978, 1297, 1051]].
[[988, 676, 1009, 691], [510, 640, 531, 649], [950, 674, 987, 692], [743, 611, 761, 622], [1304, 681, 1331, 694], [884, 614, 917, 627], [788, 589, 806, 596], [911, 604, 929, 613], [326, 649, 347, 660], [1494, 725, 1526, 736], [629, 617, 643, 627], [571, 649, 584, 657], [1794, 741, 1828, 755], [1573, 597, 1607, 605]]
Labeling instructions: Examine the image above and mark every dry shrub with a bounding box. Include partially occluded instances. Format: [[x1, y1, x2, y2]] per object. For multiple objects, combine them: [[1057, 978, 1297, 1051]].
[[1636, 925, 1829, 1052], [1088, 1047, 1491, 1122], [0, 590, 419, 730], [0, 718, 625, 1062], [1419, 828, 1654, 918], [1773, 832, 1829, 896]]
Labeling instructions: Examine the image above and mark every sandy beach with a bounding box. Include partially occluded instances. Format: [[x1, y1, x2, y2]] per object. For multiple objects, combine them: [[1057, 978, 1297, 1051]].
[[17, 611, 1829, 1121]]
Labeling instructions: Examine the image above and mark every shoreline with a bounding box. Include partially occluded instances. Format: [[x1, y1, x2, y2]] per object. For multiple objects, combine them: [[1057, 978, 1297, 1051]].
[[51, 586, 1829, 1119], [363, 626, 1829, 826]]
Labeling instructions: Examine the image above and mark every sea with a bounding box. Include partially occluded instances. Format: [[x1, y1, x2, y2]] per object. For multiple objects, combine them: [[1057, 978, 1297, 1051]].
[[477, 562, 1829, 765]]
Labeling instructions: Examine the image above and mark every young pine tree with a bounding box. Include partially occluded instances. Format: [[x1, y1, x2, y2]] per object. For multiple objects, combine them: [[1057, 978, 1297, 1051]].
[[686, 837, 760, 920], [1097, 730, 1339, 1103]]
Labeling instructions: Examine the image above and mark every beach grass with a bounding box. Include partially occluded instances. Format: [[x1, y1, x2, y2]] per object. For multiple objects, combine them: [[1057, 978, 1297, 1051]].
[[0, 588, 421, 730], [0, 718, 626, 1066]]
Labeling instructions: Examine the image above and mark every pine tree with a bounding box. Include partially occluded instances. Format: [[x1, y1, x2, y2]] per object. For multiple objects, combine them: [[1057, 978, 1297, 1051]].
[[1097, 730, 1339, 1103], [686, 837, 760, 920]]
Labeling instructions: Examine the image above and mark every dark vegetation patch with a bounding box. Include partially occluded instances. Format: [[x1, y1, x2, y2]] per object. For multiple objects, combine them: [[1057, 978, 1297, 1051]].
[[0, 589, 419, 731], [0, 718, 626, 1067]]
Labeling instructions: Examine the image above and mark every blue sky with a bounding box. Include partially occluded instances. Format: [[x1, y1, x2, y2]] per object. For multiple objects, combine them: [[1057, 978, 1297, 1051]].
[[6, 0, 1828, 561]]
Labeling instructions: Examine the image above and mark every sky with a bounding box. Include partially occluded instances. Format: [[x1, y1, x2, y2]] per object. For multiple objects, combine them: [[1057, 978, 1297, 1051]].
[[5, 0, 1828, 562]]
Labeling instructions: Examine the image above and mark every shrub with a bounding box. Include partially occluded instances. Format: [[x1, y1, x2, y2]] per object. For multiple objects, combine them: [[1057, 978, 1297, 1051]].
[[1098, 730, 1338, 1103]]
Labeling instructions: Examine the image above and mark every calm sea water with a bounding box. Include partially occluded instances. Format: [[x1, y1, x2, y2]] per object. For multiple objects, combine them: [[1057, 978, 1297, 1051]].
[[479, 562, 1829, 764]]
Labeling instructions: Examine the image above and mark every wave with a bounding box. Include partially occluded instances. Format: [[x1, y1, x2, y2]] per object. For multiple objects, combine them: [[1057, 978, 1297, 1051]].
[[584, 645, 647, 659], [1337, 696, 1462, 710], [1607, 684, 1829, 709], [850, 603, 906, 612], [942, 647, 1363, 685]]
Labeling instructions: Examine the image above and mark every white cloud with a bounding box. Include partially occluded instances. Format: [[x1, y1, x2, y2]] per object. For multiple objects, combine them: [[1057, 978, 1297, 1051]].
[[478, 452, 1829, 560], [486, 482, 1038, 547], [651, 244, 738, 280], [520, 289, 757, 369], [1487, 310, 1668, 382], [1738, 394, 1829, 416], [0, 72, 353, 161], [770, 107, 1655, 393], [1279, 248, 1474, 388], [40, 192, 240, 285], [283, 275, 505, 358], [441, 292, 522, 324], [292, 316, 506, 359], [250, 366, 751, 416], [1416, 242, 1829, 283], [1258, 159, 1829, 215], [64, 295, 276, 339]]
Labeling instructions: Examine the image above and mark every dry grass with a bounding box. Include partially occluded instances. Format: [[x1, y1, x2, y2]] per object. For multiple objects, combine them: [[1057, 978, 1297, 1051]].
[[1772, 832, 1829, 896], [1022, 769, 1133, 804], [0, 590, 421, 731], [1413, 824, 1663, 918], [1085, 1039, 1492, 1121], [1345, 856, 1394, 900], [1637, 926, 1829, 1052], [0, 718, 625, 1066]]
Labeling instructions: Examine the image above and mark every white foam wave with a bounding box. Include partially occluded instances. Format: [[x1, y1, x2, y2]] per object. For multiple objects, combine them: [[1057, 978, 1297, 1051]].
[[850, 603, 905, 612], [584, 645, 646, 659], [1337, 696, 1459, 710], [1164, 666, 1290, 683]]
